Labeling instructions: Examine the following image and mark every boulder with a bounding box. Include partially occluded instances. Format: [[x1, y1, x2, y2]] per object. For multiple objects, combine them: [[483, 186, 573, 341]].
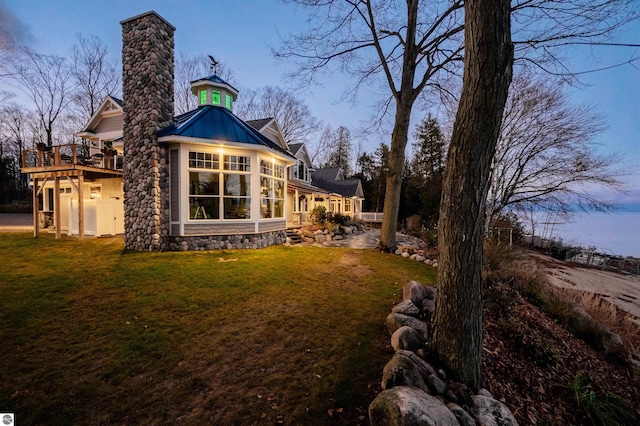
[[472, 395, 519, 426], [421, 298, 436, 321], [403, 281, 431, 307], [447, 403, 476, 426], [315, 234, 326, 243], [391, 300, 420, 317], [386, 313, 429, 341], [401, 252, 411, 258], [391, 326, 423, 352], [381, 350, 436, 392], [369, 386, 459, 426], [426, 374, 447, 395]]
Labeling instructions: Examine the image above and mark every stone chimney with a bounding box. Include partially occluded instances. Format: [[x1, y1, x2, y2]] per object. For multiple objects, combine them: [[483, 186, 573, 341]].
[[120, 11, 175, 251]]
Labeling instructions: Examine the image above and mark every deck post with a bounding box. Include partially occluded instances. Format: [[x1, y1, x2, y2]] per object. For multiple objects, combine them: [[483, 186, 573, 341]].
[[78, 173, 85, 240], [33, 178, 39, 237], [54, 176, 61, 239]]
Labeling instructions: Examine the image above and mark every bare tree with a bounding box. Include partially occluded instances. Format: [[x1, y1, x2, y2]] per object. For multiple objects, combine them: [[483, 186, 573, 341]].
[[486, 72, 624, 228], [174, 52, 235, 114], [431, 0, 514, 389], [234, 86, 320, 145], [278, 0, 637, 253], [4, 48, 74, 146], [69, 34, 121, 121], [278, 0, 465, 251]]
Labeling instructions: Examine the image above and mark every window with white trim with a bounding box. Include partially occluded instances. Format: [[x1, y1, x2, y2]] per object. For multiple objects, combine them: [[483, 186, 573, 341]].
[[188, 151, 251, 220], [260, 159, 285, 219]]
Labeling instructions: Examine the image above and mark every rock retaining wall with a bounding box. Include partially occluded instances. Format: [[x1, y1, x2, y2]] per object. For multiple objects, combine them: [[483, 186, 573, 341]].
[[168, 231, 287, 251], [369, 280, 519, 426]]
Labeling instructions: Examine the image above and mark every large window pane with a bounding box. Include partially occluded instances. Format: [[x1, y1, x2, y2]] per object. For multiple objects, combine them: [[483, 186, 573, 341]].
[[260, 176, 272, 197], [224, 174, 250, 196], [261, 198, 272, 218], [224, 198, 251, 219], [190, 197, 219, 219], [274, 199, 284, 218], [189, 172, 219, 195], [274, 180, 284, 198]]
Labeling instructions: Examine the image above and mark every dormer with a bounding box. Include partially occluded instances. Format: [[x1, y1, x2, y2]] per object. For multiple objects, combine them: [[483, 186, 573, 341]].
[[190, 74, 238, 111]]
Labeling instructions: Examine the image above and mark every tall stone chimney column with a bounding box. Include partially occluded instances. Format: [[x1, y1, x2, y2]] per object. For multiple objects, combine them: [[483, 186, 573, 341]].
[[121, 11, 175, 251]]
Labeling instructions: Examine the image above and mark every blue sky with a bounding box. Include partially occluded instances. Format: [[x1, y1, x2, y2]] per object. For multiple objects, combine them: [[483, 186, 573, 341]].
[[3, 0, 639, 209]]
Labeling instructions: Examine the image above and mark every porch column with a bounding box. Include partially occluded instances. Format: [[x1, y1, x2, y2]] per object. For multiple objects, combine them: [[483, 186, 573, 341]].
[[33, 177, 39, 238], [54, 176, 61, 239], [78, 174, 85, 240]]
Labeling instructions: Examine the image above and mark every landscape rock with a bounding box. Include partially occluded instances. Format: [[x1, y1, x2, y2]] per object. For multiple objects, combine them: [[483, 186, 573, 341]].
[[421, 298, 436, 321], [403, 280, 431, 307], [426, 374, 447, 395], [447, 403, 476, 426], [391, 326, 423, 352], [381, 350, 437, 392], [369, 386, 459, 426], [472, 395, 519, 426], [391, 300, 420, 317], [386, 313, 429, 342], [401, 252, 411, 258]]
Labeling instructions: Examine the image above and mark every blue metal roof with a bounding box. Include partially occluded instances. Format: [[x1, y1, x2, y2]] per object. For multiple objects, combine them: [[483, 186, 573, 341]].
[[157, 105, 294, 159]]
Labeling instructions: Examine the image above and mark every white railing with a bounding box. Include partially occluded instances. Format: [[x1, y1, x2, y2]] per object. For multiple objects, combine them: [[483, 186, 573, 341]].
[[355, 212, 384, 222]]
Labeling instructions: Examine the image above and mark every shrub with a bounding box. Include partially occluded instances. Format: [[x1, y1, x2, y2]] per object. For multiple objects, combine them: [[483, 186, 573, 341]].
[[328, 212, 351, 226], [310, 205, 328, 224]]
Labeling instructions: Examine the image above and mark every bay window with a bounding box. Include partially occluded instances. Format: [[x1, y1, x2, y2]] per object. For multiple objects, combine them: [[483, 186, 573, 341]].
[[188, 151, 251, 220]]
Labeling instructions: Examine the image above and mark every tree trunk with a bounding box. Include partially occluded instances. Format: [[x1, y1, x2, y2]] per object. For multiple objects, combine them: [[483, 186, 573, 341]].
[[378, 100, 413, 252], [431, 0, 513, 389]]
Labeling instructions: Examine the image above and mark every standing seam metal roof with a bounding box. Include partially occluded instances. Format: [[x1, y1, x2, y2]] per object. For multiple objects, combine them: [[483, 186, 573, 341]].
[[157, 105, 294, 159]]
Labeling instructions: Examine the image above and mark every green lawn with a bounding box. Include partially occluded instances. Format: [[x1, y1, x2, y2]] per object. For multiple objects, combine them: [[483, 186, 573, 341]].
[[0, 233, 435, 425]]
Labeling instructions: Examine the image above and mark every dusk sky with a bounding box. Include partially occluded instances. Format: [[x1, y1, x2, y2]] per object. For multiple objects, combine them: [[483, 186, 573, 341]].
[[3, 0, 639, 210]]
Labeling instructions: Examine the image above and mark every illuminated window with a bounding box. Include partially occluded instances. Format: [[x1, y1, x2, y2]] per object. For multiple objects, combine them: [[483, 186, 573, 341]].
[[212, 91, 221, 105], [344, 199, 352, 212], [200, 90, 207, 105], [189, 151, 219, 169], [224, 155, 251, 172], [260, 159, 285, 219], [188, 152, 251, 220], [225, 94, 232, 109]]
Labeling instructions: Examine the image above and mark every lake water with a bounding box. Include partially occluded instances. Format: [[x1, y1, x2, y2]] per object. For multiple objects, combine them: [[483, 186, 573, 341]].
[[537, 211, 640, 258]]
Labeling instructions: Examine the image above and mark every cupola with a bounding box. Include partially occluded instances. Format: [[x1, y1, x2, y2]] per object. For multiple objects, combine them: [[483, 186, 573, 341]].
[[190, 75, 238, 111]]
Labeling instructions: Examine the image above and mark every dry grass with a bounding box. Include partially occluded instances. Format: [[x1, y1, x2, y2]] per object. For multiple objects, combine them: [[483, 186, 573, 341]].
[[0, 233, 435, 425], [557, 288, 640, 355]]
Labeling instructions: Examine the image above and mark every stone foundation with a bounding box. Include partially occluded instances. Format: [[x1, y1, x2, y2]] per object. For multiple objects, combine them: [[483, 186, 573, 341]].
[[168, 230, 287, 251]]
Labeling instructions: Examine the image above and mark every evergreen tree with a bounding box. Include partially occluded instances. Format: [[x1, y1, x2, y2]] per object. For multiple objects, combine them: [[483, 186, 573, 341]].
[[325, 126, 353, 177]]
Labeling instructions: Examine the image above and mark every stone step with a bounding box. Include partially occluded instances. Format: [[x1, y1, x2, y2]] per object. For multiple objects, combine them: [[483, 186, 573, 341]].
[[286, 230, 303, 244]]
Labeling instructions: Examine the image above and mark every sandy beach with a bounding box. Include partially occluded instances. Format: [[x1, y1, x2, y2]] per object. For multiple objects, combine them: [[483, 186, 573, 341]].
[[530, 251, 640, 320]]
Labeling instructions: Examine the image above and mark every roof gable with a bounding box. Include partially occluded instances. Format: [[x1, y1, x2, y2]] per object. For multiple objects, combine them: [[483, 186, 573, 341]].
[[80, 95, 123, 133]]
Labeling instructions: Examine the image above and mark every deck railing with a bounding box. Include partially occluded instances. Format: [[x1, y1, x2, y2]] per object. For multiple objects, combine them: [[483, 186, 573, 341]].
[[355, 212, 384, 222], [22, 143, 122, 170]]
